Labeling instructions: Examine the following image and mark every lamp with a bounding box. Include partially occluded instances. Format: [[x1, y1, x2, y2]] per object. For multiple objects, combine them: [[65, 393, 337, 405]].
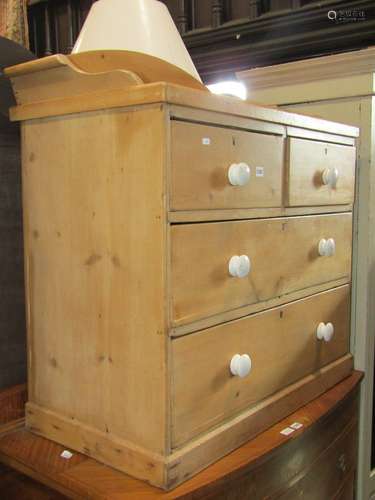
[[5, 0, 208, 105], [72, 0, 201, 84]]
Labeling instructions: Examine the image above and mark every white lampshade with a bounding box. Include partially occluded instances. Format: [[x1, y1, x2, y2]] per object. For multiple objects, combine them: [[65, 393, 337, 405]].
[[72, 0, 201, 83]]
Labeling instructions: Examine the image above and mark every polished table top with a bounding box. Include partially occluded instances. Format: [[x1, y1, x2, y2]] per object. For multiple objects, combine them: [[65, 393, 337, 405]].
[[0, 370, 363, 499]]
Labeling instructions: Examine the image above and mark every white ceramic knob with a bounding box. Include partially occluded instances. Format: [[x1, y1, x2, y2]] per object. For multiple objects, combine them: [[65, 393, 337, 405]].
[[322, 167, 339, 188], [229, 255, 251, 278], [318, 238, 336, 257], [326, 238, 336, 256], [228, 162, 250, 186], [316, 322, 334, 342], [230, 354, 252, 378]]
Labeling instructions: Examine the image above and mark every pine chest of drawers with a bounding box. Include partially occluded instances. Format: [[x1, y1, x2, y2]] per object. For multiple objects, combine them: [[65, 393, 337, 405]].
[[5, 55, 358, 490]]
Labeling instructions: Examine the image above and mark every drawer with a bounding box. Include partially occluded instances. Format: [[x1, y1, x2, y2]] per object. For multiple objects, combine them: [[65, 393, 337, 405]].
[[287, 138, 356, 207], [171, 213, 352, 326], [171, 286, 350, 446], [170, 121, 283, 210], [334, 473, 355, 500], [278, 421, 357, 500]]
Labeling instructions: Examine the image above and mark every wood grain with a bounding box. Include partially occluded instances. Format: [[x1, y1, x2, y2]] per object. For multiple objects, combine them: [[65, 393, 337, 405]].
[[0, 463, 67, 500], [9, 83, 169, 122], [334, 471, 355, 500], [170, 120, 283, 210], [172, 286, 350, 446], [0, 371, 362, 499], [168, 205, 353, 224], [169, 104, 285, 136], [287, 138, 356, 206], [22, 106, 168, 457], [5, 51, 206, 95], [165, 84, 359, 138], [277, 420, 357, 499], [171, 213, 352, 326], [0, 384, 26, 426], [171, 278, 351, 337], [26, 402, 166, 487], [22, 355, 353, 490], [69, 51, 207, 91], [7, 57, 142, 106], [286, 126, 355, 146], [166, 354, 353, 487], [9, 60, 358, 490], [5, 73, 359, 138]]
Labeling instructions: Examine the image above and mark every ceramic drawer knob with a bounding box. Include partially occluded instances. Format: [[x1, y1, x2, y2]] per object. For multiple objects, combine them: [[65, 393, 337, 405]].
[[322, 167, 339, 188], [228, 162, 250, 186], [229, 255, 251, 278], [230, 354, 252, 378], [318, 238, 336, 257], [316, 322, 335, 342]]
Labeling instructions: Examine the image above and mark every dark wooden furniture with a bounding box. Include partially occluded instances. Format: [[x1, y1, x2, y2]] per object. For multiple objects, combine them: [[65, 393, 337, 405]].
[[0, 371, 362, 499], [0, 463, 66, 500], [0, 37, 35, 393], [0, 114, 26, 391]]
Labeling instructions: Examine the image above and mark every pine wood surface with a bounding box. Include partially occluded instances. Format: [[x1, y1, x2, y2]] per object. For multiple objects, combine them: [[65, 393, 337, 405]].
[[285, 126, 355, 147], [0, 371, 362, 500], [4, 59, 359, 139], [22, 106, 169, 457], [169, 105, 286, 136], [19, 98, 356, 487], [287, 138, 356, 206], [6, 57, 142, 107], [168, 206, 354, 224], [172, 286, 350, 446], [8, 58, 358, 489], [171, 214, 352, 327], [170, 120, 284, 210], [24, 353, 353, 491], [5, 51, 206, 98]]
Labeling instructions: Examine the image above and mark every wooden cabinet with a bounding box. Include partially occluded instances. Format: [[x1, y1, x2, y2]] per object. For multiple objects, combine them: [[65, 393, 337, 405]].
[[287, 138, 356, 207], [5, 53, 358, 490], [172, 286, 350, 446], [171, 214, 352, 326], [170, 121, 284, 210]]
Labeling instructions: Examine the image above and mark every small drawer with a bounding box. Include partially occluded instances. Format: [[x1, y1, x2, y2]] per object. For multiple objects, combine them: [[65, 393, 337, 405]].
[[171, 213, 352, 326], [287, 137, 356, 207], [171, 285, 350, 446], [170, 121, 283, 210]]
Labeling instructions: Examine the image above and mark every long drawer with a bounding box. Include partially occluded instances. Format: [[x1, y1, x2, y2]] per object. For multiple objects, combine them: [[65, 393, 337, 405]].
[[171, 285, 350, 447], [170, 121, 283, 210], [171, 213, 352, 326], [287, 137, 356, 207]]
